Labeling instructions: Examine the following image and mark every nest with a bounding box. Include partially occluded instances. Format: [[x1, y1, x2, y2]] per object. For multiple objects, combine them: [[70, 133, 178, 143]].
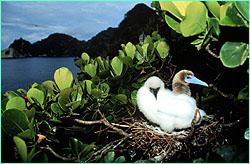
[[106, 115, 224, 162], [74, 109, 225, 162]]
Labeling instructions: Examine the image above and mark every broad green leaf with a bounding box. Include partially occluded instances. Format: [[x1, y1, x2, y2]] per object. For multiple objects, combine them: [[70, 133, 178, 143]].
[[220, 2, 247, 27], [96, 56, 105, 71], [83, 80, 94, 94], [237, 87, 249, 100], [114, 156, 126, 163], [51, 103, 63, 114], [165, 14, 181, 33], [59, 88, 75, 99], [4, 91, 19, 99], [6, 97, 26, 111], [111, 56, 123, 76], [209, 18, 220, 37], [120, 56, 133, 66], [13, 136, 27, 162], [235, 1, 249, 21], [104, 151, 115, 163], [205, 1, 220, 19], [27, 88, 44, 105], [91, 88, 102, 99], [42, 80, 56, 93], [130, 90, 137, 106], [220, 42, 249, 68], [2, 109, 29, 136], [156, 41, 170, 59], [125, 42, 136, 60], [118, 50, 125, 58], [180, 2, 207, 37], [81, 52, 90, 64], [17, 89, 27, 97], [54, 67, 74, 91], [160, 1, 192, 20], [115, 94, 127, 104], [58, 97, 69, 112], [75, 58, 84, 67], [17, 128, 35, 140], [144, 35, 152, 44], [151, 31, 161, 40], [84, 64, 97, 77]]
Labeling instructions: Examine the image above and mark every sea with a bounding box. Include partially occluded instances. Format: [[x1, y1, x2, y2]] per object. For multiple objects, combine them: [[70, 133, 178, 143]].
[[1, 57, 80, 94]]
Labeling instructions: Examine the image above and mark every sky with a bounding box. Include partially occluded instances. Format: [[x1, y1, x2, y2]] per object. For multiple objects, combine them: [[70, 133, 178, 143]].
[[1, 1, 152, 50]]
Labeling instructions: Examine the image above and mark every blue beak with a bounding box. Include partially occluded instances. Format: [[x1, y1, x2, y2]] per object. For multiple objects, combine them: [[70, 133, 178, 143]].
[[185, 75, 208, 87]]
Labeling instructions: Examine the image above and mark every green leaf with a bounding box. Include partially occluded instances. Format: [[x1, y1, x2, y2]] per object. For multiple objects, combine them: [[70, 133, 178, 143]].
[[42, 80, 56, 93], [156, 41, 170, 59], [114, 156, 126, 163], [6, 97, 26, 111], [164, 14, 181, 33], [235, 1, 249, 21], [13, 136, 27, 162], [238, 87, 249, 100], [118, 50, 125, 58], [27, 88, 44, 105], [17, 128, 35, 140], [160, 1, 192, 20], [205, 1, 220, 19], [220, 2, 247, 27], [96, 56, 105, 71], [81, 52, 90, 64], [111, 56, 123, 76], [180, 2, 208, 37], [4, 91, 19, 99], [104, 151, 115, 163], [115, 94, 127, 104], [54, 67, 74, 91], [125, 42, 136, 60], [130, 90, 137, 106], [17, 89, 27, 97], [2, 109, 29, 136], [58, 97, 69, 112], [91, 88, 102, 99], [59, 87, 75, 100], [220, 42, 249, 68], [84, 64, 97, 77], [209, 17, 220, 37], [83, 80, 94, 94], [51, 103, 64, 114], [144, 35, 153, 44]]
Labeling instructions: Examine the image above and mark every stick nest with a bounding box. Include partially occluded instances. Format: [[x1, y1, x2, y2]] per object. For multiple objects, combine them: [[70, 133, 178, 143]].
[[108, 115, 224, 162]]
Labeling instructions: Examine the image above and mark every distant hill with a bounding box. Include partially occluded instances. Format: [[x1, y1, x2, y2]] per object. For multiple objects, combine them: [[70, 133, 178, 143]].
[[2, 3, 160, 58]]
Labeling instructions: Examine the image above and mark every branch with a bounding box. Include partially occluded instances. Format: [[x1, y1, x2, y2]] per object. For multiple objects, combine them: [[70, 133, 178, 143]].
[[73, 110, 130, 137], [40, 145, 83, 163], [209, 84, 237, 101]]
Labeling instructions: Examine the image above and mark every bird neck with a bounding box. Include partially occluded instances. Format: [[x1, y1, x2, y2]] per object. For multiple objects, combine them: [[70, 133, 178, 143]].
[[172, 82, 191, 96]]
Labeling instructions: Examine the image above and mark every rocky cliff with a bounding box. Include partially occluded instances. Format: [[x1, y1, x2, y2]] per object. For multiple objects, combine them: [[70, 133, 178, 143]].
[[2, 3, 160, 58]]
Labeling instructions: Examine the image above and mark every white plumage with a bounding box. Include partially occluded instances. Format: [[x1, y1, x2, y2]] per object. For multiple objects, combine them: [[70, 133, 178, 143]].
[[137, 75, 206, 132]]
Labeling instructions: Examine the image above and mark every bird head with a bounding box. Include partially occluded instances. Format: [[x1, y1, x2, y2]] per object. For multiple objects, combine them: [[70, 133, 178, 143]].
[[173, 70, 208, 87], [172, 70, 208, 96], [144, 76, 164, 99]]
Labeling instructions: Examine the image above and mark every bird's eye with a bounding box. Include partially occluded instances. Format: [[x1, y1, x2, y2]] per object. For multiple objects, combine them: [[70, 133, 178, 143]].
[[186, 75, 192, 79]]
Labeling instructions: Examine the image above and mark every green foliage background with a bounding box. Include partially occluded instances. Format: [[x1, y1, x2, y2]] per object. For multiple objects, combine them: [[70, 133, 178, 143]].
[[1, 1, 249, 162]]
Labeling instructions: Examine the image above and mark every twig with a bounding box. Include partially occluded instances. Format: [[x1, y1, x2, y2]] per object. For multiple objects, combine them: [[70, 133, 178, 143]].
[[209, 84, 237, 101], [74, 110, 130, 137], [205, 43, 220, 59], [40, 145, 83, 163]]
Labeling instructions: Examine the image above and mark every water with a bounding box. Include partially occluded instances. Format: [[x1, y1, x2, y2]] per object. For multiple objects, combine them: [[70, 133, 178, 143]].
[[1, 57, 80, 94]]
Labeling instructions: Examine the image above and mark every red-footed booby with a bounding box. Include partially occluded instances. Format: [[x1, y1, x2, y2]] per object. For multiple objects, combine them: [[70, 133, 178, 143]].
[[136, 70, 208, 132]]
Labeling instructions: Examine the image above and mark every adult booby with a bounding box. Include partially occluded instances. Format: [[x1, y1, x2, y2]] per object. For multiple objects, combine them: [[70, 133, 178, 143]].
[[136, 70, 208, 132]]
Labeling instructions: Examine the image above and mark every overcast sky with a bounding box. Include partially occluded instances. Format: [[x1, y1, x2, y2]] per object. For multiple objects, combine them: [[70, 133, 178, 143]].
[[1, 1, 152, 50]]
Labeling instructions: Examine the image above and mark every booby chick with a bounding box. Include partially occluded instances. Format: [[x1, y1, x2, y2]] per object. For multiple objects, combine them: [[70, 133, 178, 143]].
[[136, 70, 208, 132]]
